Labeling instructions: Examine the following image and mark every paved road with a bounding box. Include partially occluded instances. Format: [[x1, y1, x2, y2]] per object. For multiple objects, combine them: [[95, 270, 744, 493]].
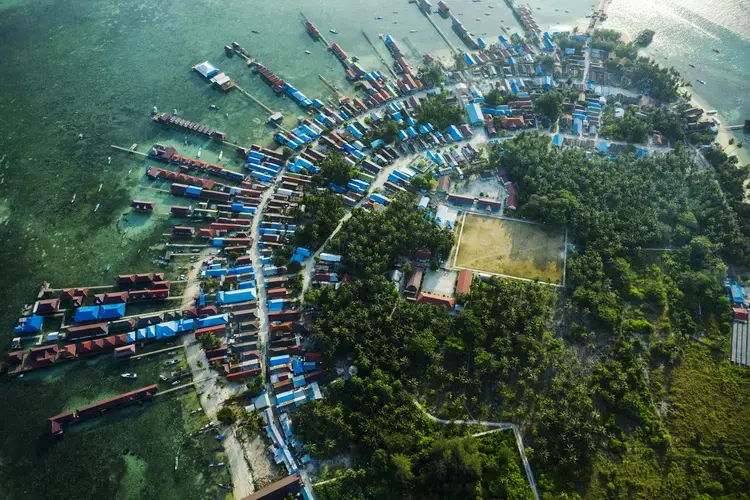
[[413, 400, 539, 500]]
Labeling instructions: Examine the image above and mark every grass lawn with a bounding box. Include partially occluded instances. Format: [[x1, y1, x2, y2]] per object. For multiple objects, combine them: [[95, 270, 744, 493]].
[[454, 213, 565, 283]]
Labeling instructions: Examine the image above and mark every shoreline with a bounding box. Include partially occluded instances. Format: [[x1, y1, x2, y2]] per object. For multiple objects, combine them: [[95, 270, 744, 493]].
[[689, 89, 750, 166]]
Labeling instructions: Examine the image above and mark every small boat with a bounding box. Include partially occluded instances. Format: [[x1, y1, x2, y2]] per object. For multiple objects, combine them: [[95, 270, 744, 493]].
[[218, 150, 223, 160], [175, 456, 179, 471], [94, 203, 100, 212], [71, 193, 76, 203], [251, 30, 260, 34], [565, 9, 569, 12], [121, 373, 137, 379], [689, 64, 695, 68], [305, 50, 311, 54], [706, 110, 718, 115], [476, 17, 481, 21], [712, 48, 720, 53], [159, 374, 168, 381], [98, 183, 103, 192], [410, 29, 418, 33], [197, 146, 202, 158], [376, 16, 382, 20], [171, 380, 180, 386], [166, 359, 179, 366], [151, 106, 158, 115], [696, 79, 706, 85], [485, 12, 490, 16], [209, 104, 218, 110], [107, 156, 111, 164], [329, 29, 338, 34]]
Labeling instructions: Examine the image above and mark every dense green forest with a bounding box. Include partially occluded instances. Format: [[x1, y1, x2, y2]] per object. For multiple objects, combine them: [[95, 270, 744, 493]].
[[295, 190, 345, 250], [328, 197, 454, 278], [297, 133, 750, 498]]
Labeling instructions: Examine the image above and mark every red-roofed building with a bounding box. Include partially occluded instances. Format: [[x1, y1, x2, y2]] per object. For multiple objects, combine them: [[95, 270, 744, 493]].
[[94, 291, 129, 305], [500, 116, 526, 129], [455, 269, 473, 296], [33, 299, 60, 315], [505, 183, 519, 209], [416, 292, 455, 309], [410, 249, 432, 262]]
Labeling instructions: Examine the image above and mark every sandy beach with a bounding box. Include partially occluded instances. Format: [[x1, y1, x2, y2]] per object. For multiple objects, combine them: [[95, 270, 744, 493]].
[[689, 90, 750, 166]]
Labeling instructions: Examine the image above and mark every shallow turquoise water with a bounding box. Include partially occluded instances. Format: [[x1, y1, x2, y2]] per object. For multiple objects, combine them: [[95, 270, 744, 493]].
[[0, 0, 748, 498]]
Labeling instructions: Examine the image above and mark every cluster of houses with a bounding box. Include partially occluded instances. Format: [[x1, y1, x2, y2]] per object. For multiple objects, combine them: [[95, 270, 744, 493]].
[[3, 274, 216, 376], [456, 28, 564, 82]]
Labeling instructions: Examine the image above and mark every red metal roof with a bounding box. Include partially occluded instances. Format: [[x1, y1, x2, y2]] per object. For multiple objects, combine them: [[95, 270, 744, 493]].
[[416, 292, 455, 309], [455, 269, 473, 296]]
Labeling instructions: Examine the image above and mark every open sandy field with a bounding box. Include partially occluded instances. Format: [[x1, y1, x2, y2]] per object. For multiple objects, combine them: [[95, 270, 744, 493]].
[[454, 213, 565, 283]]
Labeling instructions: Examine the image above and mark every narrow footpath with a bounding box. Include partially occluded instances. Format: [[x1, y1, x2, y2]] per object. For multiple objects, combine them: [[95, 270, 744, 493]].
[[413, 400, 539, 500]]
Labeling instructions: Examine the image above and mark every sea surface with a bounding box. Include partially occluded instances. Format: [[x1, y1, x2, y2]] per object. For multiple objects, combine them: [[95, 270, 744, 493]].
[[0, 0, 748, 497]]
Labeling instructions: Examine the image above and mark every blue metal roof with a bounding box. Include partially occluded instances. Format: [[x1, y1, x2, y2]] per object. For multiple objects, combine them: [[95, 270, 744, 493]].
[[99, 303, 125, 320], [14, 314, 43, 333], [467, 103, 484, 125], [217, 289, 256, 304], [74, 306, 100, 323]]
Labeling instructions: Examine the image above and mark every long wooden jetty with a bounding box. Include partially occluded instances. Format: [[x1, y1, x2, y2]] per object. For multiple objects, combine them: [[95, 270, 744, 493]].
[[234, 84, 274, 115], [415, 3, 458, 54], [111, 145, 149, 157], [300, 12, 331, 48], [318, 74, 344, 100], [361, 30, 400, 79], [131, 345, 185, 360]]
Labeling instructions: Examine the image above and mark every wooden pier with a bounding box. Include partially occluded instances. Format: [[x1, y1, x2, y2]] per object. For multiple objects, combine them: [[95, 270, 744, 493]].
[[234, 84, 275, 115], [131, 345, 186, 360], [111, 145, 149, 157], [318, 74, 344, 100], [300, 12, 331, 48], [155, 375, 216, 397], [415, 4, 459, 54], [361, 30, 400, 79]]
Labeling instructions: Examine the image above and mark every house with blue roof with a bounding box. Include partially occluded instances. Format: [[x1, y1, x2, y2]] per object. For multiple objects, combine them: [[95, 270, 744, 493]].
[[14, 314, 43, 333], [466, 103, 484, 125], [74, 306, 100, 323], [99, 303, 126, 320]]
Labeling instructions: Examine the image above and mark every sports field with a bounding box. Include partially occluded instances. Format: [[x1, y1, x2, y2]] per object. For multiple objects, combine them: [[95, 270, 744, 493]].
[[454, 213, 565, 283]]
